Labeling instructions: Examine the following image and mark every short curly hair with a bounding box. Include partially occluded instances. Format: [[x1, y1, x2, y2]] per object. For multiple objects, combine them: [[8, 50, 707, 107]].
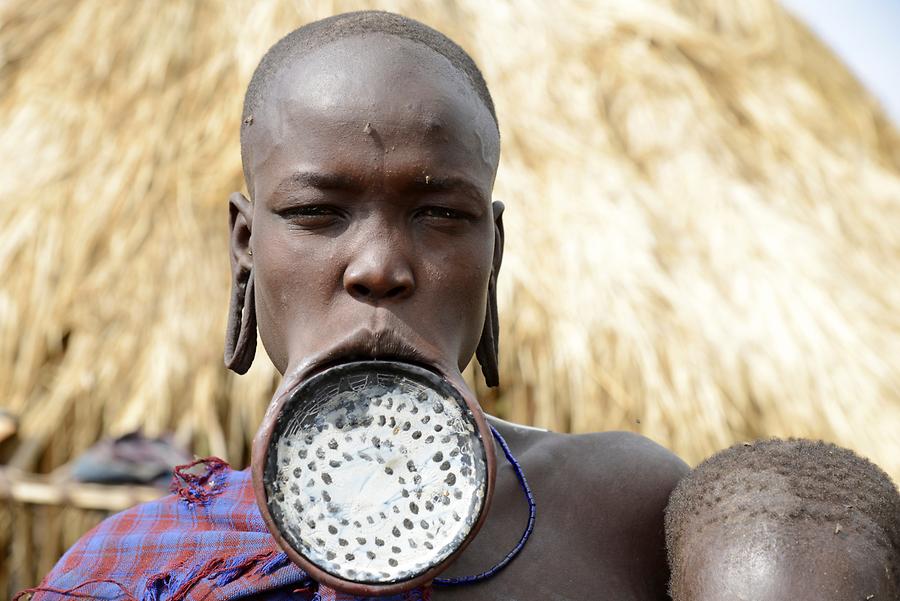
[[665, 439, 900, 587], [240, 10, 498, 189]]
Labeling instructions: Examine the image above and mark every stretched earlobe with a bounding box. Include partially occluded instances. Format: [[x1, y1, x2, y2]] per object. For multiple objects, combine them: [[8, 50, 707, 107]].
[[225, 191, 256, 374], [476, 200, 505, 387], [224, 267, 257, 374], [475, 270, 500, 387]]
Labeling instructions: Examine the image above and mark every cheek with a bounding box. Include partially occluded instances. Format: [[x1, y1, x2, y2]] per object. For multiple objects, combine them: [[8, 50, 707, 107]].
[[418, 229, 493, 359], [252, 218, 342, 369]]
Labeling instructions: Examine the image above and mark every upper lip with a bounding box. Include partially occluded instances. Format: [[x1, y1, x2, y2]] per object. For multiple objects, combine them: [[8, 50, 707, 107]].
[[315, 329, 434, 373], [281, 326, 445, 392]]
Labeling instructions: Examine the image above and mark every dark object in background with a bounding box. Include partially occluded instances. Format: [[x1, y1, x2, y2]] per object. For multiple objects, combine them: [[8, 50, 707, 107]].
[[0, 411, 16, 444], [70, 431, 193, 487]]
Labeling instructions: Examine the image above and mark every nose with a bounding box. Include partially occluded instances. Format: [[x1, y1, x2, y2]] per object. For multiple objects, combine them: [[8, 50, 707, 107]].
[[343, 234, 415, 302]]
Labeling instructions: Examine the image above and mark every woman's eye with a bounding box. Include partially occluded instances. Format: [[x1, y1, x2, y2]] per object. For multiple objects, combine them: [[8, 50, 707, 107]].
[[279, 205, 340, 225], [419, 206, 466, 220], [290, 206, 332, 216]]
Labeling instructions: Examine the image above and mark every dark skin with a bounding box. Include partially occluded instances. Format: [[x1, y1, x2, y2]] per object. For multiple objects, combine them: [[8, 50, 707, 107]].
[[232, 34, 688, 600], [675, 521, 896, 601]]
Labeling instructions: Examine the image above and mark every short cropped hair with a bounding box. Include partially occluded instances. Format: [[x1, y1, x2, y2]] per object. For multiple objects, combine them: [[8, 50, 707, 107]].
[[241, 10, 498, 187], [665, 439, 900, 580]]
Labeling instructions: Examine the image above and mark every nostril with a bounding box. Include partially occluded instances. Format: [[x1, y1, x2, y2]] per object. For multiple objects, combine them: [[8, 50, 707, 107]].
[[351, 283, 371, 298], [384, 285, 408, 299]]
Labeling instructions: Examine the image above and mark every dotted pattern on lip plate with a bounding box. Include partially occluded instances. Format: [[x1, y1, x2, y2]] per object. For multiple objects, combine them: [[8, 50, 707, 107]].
[[265, 369, 488, 584]]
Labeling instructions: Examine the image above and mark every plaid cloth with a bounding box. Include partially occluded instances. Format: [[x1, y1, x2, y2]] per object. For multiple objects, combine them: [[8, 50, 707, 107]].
[[17, 458, 431, 601]]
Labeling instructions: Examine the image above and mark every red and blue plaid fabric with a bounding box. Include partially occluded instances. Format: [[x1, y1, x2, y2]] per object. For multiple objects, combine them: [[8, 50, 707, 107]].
[[17, 458, 430, 601]]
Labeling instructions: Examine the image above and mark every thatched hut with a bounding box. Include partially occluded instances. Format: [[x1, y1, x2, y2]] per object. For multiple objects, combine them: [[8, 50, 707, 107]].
[[2, 0, 899, 589]]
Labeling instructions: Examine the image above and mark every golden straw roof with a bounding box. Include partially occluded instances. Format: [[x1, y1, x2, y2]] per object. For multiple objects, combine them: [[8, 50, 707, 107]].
[[1, 0, 898, 481]]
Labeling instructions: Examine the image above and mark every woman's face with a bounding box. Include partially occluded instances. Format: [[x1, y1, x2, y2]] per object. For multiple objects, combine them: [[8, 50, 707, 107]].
[[233, 34, 502, 382]]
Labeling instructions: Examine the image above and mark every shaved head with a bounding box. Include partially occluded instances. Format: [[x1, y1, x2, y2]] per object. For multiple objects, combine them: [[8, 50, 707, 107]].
[[241, 10, 499, 192], [665, 439, 900, 600]]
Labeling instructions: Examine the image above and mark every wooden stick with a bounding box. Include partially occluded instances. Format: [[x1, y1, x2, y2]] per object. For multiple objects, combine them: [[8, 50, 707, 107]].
[[0, 467, 164, 512]]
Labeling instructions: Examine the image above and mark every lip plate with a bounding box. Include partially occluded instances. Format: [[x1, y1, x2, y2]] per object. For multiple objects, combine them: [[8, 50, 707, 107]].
[[252, 359, 497, 596]]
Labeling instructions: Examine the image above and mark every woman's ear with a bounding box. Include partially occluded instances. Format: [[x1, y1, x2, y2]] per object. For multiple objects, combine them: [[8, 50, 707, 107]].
[[491, 200, 505, 275], [475, 200, 505, 387], [224, 192, 257, 374], [229, 191, 254, 271]]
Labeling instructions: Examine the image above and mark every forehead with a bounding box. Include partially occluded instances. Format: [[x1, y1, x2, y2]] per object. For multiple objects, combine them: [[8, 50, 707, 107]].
[[272, 34, 480, 118], [682, 520, 888, 601], [244, 33, 499, 196]]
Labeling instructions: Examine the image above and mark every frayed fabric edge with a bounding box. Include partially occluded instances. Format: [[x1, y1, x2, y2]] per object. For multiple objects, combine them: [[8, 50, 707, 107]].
[[13, 578, 139, 601], [169, 456, 230, 505], [15, 549, 301, 600]]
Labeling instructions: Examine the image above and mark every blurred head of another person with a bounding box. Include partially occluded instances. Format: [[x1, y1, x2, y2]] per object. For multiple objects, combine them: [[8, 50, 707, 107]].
[[665, 439, 900, 601]]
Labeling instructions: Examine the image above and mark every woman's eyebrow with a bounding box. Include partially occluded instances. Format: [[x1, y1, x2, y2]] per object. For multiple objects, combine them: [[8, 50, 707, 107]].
[[274, 171, 360, 193], [272, 171, 487, 204], [408, 174, 487, 202]]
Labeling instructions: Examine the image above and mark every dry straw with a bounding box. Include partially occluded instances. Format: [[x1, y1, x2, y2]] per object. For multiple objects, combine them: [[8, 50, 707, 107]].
[[1, 0, 898, 486]]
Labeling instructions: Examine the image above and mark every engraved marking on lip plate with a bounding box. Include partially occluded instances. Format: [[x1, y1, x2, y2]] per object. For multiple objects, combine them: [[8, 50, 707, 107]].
[[265, 367, 487, 584]]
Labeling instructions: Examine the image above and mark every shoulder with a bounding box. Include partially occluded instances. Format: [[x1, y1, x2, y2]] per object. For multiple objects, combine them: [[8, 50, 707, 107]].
[[549, 430, 686, 521], [488, 420, 688, 599], [25, 464, 299, 600], [492, 417, 688, 506], [491, 418, 688, 526], [27, 494, 178, 599], [571, 430, 689, 497]]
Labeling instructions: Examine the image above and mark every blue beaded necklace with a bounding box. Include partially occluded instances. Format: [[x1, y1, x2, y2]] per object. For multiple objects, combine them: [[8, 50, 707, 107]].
[[432, 424, 537, 587]]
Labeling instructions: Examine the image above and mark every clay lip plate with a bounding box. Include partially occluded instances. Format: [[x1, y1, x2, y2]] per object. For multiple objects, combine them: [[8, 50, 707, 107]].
[[252, 360, 496, 596]]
